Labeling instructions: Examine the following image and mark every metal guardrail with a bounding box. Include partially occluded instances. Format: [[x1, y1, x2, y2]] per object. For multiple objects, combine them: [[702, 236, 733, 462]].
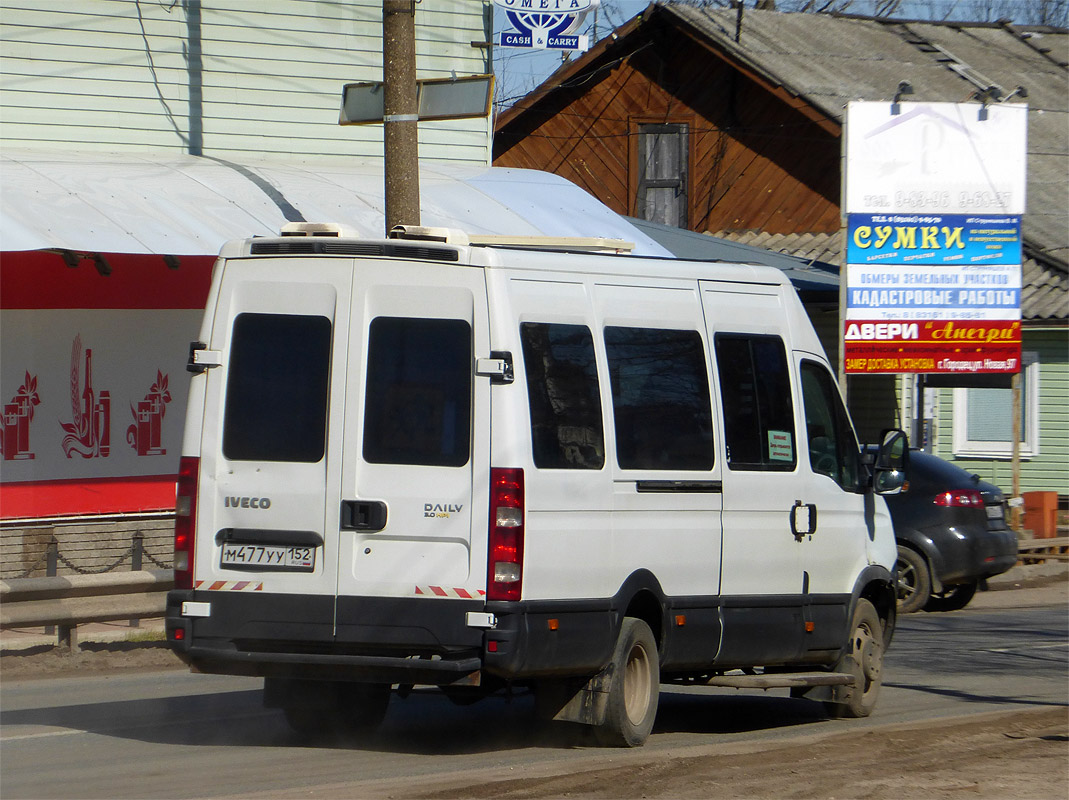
[[0, 569, 173, 649], [1017, 537, 1069, 562]]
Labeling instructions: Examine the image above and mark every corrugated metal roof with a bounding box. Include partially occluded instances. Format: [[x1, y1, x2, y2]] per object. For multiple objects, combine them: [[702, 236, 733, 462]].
[[711, 230, 843, 269], [626, 216, 840, 295], [713, 229, 1067, 323], [0, 150, 672, 258], [667, 5, 1068, 266]]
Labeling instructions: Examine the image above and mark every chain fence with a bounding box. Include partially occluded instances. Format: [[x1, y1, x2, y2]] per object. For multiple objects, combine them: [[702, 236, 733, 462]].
[[15, 551, 49, 580], [14, 535, 173, 579]]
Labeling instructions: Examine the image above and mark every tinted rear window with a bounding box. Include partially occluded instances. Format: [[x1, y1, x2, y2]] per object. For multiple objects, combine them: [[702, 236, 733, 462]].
[[604, 326, 714, 471], [520, 322, 605, 469], [363, 317, 472, 467], [223, 313, 331, 463]]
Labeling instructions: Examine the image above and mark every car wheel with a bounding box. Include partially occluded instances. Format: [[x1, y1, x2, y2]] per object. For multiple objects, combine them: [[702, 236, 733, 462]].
[[924, 580, 979, 613], [895, 545, 931, 614], [825, 599, 884, 719], [594, 617, 659, 747]]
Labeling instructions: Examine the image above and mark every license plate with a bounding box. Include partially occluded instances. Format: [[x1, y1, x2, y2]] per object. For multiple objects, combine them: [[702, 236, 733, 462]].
[[986, 504, 1004, 520], [221, 544, 316, 571]]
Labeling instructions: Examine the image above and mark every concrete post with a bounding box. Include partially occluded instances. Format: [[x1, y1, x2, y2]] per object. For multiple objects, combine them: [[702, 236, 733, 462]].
[[382, 0, 420, 233]]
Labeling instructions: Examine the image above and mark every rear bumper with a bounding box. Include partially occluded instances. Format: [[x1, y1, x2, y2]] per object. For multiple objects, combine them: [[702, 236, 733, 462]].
[[166, 589, 619, 684], [166, 589, 484, 684], [922, 525, 1018, 586]]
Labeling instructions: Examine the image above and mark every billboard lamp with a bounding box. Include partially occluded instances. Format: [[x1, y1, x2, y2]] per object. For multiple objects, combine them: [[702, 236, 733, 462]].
[[891, 80, 913, 115]]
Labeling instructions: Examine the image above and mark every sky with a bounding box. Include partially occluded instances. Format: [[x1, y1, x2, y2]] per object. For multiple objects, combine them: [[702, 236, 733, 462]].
[[492, 1, 651, 110]]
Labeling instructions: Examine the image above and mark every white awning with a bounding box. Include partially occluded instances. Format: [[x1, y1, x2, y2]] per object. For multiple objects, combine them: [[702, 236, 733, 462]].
[[0, 150, 671, 257]]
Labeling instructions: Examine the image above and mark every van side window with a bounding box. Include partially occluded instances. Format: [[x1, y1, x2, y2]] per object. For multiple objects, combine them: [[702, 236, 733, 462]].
[[800, 360, 861, 490], [714, 334, 796, 471], [604, 327, 714, 471], [363, 317, 472, 467], [520, 323, 605, 469], [223, 313, 331, 463]]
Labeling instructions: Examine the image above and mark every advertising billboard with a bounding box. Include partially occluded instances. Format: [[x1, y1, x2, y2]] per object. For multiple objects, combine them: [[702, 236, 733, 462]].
[[843, 102, 1026, 375]]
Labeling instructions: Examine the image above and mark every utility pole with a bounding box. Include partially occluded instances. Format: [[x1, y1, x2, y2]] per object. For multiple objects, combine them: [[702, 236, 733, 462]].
[[382, 0, 420, 232]]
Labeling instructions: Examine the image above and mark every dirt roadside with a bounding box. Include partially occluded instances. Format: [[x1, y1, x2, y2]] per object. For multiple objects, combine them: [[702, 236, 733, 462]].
[[383, 707, 1067, 800]]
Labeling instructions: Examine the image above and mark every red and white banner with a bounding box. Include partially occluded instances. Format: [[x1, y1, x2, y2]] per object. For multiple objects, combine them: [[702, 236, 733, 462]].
[[1, 251, 212, 519], [843, 319, 1022, 375]]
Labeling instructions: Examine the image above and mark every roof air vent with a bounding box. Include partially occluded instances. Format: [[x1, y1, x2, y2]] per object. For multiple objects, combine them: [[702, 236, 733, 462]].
[[389, 225, 470, 245], [280, 222, 359, 238]]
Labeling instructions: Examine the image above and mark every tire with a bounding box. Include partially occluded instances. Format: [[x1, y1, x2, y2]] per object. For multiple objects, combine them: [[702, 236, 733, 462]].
[[338, 682, 391, 733], [924, 580, 979, 613], [895, 545, 931, 614], [281, 681, 390, 737], [594, 617, 659, 748], [825, 599, 884, 719], [283, 705, 326, 736]]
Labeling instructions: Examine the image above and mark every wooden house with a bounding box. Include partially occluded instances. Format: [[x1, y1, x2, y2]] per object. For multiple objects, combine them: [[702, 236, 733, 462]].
[[494, 2, 1068, 500]]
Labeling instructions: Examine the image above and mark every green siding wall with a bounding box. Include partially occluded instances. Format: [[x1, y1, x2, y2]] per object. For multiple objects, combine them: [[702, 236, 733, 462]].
[[930, 328, 1069, 495], [0, 0, 493, 164]]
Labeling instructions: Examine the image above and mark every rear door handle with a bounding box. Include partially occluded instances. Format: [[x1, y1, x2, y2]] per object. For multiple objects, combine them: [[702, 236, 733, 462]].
[[341, 500, 388, 532]]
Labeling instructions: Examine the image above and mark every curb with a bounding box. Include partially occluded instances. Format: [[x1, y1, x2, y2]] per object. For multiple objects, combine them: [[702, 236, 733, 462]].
[[0, 618, 167, 653]]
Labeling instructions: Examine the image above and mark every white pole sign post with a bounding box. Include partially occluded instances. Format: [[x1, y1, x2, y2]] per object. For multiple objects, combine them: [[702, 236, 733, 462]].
[[843, 101, 1027, 375]]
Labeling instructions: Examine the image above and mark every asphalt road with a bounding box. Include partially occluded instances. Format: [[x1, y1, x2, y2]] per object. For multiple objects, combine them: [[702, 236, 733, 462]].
[[2, 598, 1066, 800]]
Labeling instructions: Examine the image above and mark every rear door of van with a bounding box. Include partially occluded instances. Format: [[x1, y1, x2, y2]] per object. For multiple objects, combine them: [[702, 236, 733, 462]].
[[197, 257, 354, 643], [198, 254, 489, 651], [334, 261, 491, 646]]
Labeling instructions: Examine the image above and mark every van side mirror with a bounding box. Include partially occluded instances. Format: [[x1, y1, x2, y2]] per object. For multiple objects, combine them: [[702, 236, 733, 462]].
[[873, 429, 909, 495]]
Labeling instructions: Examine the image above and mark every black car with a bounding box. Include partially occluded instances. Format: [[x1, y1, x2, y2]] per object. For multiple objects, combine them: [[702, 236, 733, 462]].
[[875, 448, 1018, 613]]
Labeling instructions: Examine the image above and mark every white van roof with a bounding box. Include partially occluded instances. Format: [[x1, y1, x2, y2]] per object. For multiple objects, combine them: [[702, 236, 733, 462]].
[[221, 226, 792, 289]]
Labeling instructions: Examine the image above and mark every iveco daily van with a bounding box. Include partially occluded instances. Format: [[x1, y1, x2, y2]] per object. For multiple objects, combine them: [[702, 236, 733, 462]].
[[166, 224, 908, 747]]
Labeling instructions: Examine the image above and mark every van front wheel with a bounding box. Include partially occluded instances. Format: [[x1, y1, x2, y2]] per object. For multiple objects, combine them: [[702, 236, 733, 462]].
[[595, 617, 659, 747], [826, 599, 883, 719]]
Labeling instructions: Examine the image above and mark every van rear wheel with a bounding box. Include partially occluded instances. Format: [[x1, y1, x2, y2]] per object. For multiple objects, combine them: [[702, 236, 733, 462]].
[[338, 682, 391, 733], [595, 617, 659, 747], [277, 680, 390, 737]]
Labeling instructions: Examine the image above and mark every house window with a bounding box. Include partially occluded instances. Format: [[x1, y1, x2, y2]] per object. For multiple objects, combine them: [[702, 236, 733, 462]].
[[952, 352, 1039, 458], [636, 123, 688, 228]]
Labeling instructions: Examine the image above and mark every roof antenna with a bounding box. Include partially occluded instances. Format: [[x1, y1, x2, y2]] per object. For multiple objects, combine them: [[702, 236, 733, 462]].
[[734, 0, 743, 43]]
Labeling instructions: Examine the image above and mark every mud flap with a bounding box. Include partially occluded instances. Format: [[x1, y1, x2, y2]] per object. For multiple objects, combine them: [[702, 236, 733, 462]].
[[537, 663, 616, 726]]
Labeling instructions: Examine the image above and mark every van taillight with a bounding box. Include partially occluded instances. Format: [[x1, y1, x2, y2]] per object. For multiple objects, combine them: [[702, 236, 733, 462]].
[[174, 456, 199, 590], [488, 468, 524, 602], [933, 489, 983, 508]]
